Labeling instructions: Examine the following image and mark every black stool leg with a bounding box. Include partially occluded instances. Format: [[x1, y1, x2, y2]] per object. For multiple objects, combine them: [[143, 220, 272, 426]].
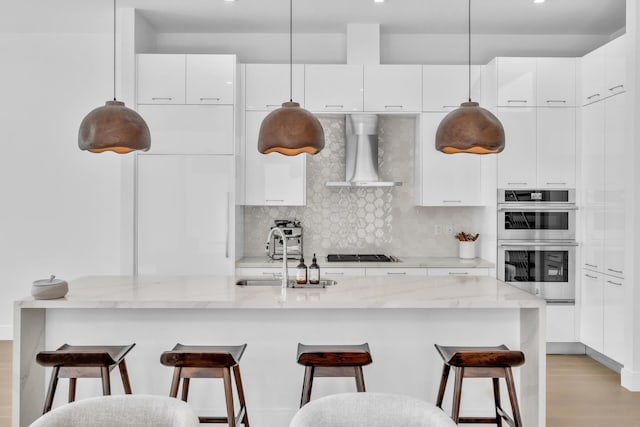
[[43, 366, 60, 414], [100, 366, 111, 395], [354, 366, 366, 392], [493, 377, 503, 427], [300, 366, 315, 407], [118, 360, 133, 394], [451, 367, 464, 424], [233, 365, 250, 427], [505, 367, 523, 427], [436, 364, 451, 409], [222, 367, 236, 427], [68, 378, 77, 403]]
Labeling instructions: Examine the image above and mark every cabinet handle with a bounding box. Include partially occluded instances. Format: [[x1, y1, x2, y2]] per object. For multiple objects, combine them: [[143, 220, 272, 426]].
[[266, 104, 280, 108], [151, 97, 173, 101], [225, 192, 230, 258], [263, 271, 281, 276], [608, 84, 624, 92], [586, 93, 601, 100], [443, 105, 459, 109], [585, 263, 598, 269], [386, 272, 407, 275], [507, 182, 528, 186], [442, 200, 462, 203], [325, 272, 344, 276], [584, 274, 598, 279], [325, 105, 344, 109], [546, 182, 567, 185], [448, 272, 469, 275], [265, 199, 285, 203], [546, 100, 566, 104], [384, 105, 403, 109], [507, 100, 528, 104], [200, 97, 220, 101], [607, 280, 623, 286], [607, 268, 623, 274]]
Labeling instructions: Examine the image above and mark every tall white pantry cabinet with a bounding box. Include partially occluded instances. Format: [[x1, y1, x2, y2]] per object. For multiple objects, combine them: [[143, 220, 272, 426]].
[[135, 54, 238, 275]]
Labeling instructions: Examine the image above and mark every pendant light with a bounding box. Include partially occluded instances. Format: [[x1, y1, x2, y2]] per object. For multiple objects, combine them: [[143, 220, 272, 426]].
[[257, 0, 325, 156], [78, 0, 150, 154], [435, 0, 504, 155]]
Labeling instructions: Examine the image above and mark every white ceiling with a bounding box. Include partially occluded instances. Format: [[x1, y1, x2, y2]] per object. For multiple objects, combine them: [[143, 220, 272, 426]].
[[2, 0, 625, 36]]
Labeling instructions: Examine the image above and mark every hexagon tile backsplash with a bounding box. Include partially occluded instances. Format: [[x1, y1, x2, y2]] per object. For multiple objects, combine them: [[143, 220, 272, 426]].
[[244, 115, 481, 258]]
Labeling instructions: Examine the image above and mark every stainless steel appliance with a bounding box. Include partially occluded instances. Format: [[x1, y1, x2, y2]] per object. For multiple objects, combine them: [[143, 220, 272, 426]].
[[267, 219, 303, 260], [497, 189, 577, 303], [327, 254, 398, 262]]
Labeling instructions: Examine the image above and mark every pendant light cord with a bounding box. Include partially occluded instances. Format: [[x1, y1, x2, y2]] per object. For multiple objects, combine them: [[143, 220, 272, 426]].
[[468, 0, 471, 102], [113, 0, 117, 101], [289, 0, 293, 103]]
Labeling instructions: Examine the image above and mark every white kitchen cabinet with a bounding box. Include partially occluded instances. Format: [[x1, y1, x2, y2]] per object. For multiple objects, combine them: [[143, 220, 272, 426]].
[[417, 113, 484, 206], [244, 111, 306, 206], [137, 54, 236, 105], [305, 65, 363, 112], [363, 65, 422, 112], [580, 269, 603, 352], [244, 64, 305, 110], [546, 305, 576, 342], [136, 105, 234, 155], [603, 276, 625, 363], [137, 155, 234, 275], [422, 65, 482, 112], [579, 46, 605, 106], [603, 93, 626, 278], [536, 107, 576, 188], [235, 267, 282, 277], [496, 108, 537, 188], [137, 54, 186, 104], [496, 57, 537, 107], [604, 34, 626, 98], [321, 267, 367, 277], [427, 268, 489, 277], [365, 268, 427, 277], [537, 58, 576, 107]]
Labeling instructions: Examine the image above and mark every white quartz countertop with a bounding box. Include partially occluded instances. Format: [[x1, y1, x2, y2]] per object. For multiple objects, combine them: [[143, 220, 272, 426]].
[[236, 256, 495, 269], [16, 275, 542, 310]]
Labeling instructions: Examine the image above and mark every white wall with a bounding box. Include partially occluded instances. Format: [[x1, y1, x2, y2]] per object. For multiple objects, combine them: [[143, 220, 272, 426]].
[[0, 34, 124, 339]]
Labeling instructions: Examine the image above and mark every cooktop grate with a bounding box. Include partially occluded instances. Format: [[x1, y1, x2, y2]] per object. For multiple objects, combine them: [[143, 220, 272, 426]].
[[327, 254, 393, 262]]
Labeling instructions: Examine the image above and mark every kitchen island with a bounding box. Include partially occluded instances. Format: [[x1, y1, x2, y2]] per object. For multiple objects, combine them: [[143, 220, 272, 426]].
[[14, 275, 544, 427]]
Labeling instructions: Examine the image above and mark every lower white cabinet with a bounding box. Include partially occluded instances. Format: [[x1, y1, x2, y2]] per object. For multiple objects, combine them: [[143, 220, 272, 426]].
[[137, 155, 234, 275], [417, 113, 484, 206], [365, 268, 427, 277], [244, 111, 306, 206], [580, 270, 603, 352], [546, 305, 576, 342], [235, 267, 282, 277], [321, 268, 367, 277], [427, 268, 489, 277]]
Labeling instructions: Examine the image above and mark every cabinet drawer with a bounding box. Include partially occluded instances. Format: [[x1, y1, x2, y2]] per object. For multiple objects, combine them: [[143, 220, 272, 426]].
[[235, 267, 282, 277], [365, 268, 427, 277], [321, 268, 366, 277], [427, 268, 489, 277]]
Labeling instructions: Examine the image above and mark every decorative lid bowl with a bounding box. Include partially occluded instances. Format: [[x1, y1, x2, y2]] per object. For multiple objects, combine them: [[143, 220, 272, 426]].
[[31, 275, 68, 300]]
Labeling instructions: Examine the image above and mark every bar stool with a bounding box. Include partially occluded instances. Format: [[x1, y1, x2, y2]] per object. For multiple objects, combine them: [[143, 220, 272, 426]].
[[296, 343, 372, 407], [434, 344, 525, 427], [35, 343, 136, 414], [160, 343, 250, 426]]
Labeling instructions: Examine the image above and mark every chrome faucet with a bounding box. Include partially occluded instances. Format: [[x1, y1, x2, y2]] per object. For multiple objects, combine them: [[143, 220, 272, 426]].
[[266, 227, 289, 297]]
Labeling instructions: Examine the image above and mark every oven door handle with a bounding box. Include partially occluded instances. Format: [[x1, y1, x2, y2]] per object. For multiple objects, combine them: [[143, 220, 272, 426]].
[[498, 241, 579, 247], [498, 205, 579, 211]]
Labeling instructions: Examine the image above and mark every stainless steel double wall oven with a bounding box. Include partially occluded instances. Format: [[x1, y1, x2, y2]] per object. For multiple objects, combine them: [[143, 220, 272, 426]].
[[497, 189, 577, 303]]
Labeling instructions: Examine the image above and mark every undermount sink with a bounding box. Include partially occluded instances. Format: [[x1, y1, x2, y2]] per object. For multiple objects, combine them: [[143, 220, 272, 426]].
[[235, 279, 338, 288]]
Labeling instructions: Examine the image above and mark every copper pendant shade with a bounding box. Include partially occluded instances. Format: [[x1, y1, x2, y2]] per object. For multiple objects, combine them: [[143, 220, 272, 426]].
[[258, 102, 325, 155], [435, 0, 505, 155], [257, 0, 325, 156], [435, 102, 505, 154], [78, 101, 151, 154], [78, 0, 150, 154]]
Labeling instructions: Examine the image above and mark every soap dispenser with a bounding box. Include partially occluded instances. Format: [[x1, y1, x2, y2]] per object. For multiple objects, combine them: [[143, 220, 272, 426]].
[[309, 253, 320, 284], [296, 256, 308, 284]]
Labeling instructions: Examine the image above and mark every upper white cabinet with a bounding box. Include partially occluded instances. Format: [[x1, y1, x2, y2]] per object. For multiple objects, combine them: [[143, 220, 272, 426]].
[[536, 107, 576, 188], [363, 65, 422, 112], [496, 108, 537, 188], [496, 57, 537, 107], [422, 65, 481, 112], [579, 35, 626, 105], [537, 58, 576, 107], [244, 111, 306, 206], [137, 54, 236, 105], [417, 113, 483, 206], [305, 65, 363, 112], [244, 64, 305, 110]]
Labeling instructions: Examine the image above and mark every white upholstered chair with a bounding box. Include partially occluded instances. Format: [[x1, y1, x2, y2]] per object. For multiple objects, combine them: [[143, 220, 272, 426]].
[[289, 392, 457, 427], [29, 395, 199, 427]]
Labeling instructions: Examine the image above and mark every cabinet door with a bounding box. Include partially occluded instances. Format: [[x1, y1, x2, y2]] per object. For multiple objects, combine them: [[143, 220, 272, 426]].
[[546, 305, 576, 342], [604, 35, 626, 97], [137, 155, 233, 275], [579, 47, 605, 105], [244, 111, 306, 206], [422, 65, 482, 112], [427, 268, 489, 277], [137, 105, 234, 155], [603, 93, 626, 277], [537, 58, 576, 107], [581, 102, 605, 270], [186, 55, 235, 105], [321, 267, 366, 277], [364, 65, 422, 112], [496, 108, 537, 188], [603, 276, 624, 363], [536, 107, 575, 188], [137, 54, 186, 104], [245, 64, 305, 110], [418, 113, 483, 206], [497, 58, 536, 107], [580, 270, 603, 352], [365, 268, 427, 277], [305, 65, 363, 112]]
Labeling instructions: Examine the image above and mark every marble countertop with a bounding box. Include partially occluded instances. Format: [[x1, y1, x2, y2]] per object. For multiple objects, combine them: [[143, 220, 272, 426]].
[[16, 275, 542, 310], [236, 256, 495, 269]]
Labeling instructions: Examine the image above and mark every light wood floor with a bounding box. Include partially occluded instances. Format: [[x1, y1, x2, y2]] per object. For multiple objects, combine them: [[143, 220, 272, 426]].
[[2, 343, 640, 426]]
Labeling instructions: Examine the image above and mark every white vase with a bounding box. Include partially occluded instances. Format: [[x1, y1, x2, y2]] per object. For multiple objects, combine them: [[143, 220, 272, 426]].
[[458, 241, 476, 259]]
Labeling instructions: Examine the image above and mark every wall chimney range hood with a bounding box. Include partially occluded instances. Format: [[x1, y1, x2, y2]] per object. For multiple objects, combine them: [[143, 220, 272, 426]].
[[326, 114, 402, 188]]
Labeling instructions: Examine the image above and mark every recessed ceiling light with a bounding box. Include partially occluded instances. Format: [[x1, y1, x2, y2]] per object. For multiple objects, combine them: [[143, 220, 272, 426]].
[[374, 0, 385, 3], [224, 0, 236, 2], [534, 0, 545, 3]]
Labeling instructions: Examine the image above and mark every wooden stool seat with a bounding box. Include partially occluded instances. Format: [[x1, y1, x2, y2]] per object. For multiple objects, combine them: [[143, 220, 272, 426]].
[[160, 343, 250, 426], [297, 343, 372, 407], [36, 343, 135, 414], [434, 344, 524, 427]]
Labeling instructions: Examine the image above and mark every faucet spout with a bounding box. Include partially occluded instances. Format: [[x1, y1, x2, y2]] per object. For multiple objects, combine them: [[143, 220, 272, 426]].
[[266, 227, 289, 298]]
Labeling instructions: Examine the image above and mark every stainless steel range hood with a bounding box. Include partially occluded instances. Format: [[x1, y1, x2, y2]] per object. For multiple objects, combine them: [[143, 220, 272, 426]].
[[326, 114, 402, 188]]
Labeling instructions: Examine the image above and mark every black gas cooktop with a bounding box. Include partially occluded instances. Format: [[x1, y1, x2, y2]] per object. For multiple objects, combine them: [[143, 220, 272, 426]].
[[327, 254, 394, 262]]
